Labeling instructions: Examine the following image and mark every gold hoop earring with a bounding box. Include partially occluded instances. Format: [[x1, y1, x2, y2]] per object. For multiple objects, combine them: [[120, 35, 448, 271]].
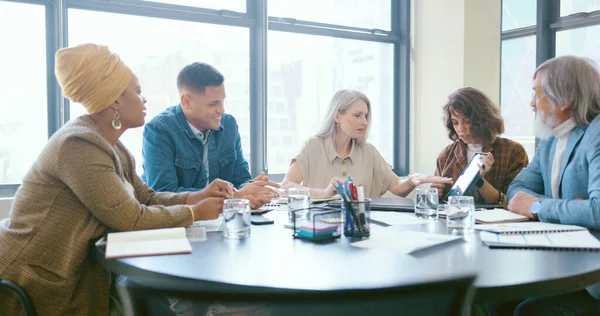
[[112, 110, 122, 130]]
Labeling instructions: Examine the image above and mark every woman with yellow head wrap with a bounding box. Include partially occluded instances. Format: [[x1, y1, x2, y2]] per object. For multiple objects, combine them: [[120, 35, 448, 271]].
[[0, 44, 234, 316]]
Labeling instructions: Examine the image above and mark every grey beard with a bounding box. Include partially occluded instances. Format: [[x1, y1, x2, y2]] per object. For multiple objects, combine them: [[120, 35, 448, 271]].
[[533, 113, 554, 140]]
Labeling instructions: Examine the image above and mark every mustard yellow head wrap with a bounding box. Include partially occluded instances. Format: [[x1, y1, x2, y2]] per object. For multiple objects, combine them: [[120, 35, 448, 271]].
[[55, 44, 133, 114]]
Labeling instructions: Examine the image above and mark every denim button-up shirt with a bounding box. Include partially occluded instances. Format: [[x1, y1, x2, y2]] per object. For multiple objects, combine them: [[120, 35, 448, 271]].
[[142, 105, 251, 192]]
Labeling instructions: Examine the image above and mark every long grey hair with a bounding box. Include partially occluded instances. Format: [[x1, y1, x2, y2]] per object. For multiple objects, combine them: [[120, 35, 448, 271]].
[[534, 55, 600, 126], [315, 89, 372, 145]]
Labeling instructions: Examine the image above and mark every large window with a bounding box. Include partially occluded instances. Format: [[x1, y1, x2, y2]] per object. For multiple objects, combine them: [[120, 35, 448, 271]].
[[501, 37, 537, 160], [141, 0, 245, 12], [68, 9, 250, 175], [0, 1, 47, 184], [267, 32, 393, 173], [501, 1, 537, 160], [556, 25, 600, 64], [268, 0, 391, 30], [560, 0, 600, 16], [502, 0, 536, 31], [0, 0, 406, 196]]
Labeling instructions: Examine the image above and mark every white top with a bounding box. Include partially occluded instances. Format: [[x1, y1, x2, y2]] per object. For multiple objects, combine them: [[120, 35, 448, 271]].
[[551, 118, 576, 198], [466, 143, 483, 161]]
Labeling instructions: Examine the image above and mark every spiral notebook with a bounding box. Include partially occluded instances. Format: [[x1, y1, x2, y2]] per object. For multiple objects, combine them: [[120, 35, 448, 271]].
[[475, 222, 586, 234], [480, 230, 600, 250]]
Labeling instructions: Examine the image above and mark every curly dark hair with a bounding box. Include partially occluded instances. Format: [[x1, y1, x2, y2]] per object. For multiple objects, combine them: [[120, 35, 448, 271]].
[[443, 87, 504, 145]]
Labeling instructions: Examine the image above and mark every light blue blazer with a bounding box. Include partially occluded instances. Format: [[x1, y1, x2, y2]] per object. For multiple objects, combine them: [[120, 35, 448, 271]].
[[508, 114, 600, 230]]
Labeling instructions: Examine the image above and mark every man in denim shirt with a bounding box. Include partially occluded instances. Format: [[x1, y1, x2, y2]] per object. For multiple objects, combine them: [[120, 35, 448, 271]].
[[142, 62, 277, 209]]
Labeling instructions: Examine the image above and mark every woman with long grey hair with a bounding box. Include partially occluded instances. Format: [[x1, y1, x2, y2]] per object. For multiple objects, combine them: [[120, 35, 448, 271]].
[[282, 89, 452, 198]]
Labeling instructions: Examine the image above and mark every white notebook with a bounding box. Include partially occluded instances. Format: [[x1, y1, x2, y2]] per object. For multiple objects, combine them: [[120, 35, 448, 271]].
[[105, 227, 192, 259], [475, 222, 587, 235], [480, 230, 600, 250], [474, 209, 529, 224]]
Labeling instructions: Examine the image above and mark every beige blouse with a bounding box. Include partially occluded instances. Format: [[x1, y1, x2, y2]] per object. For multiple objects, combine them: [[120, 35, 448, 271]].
[[293, 136, 396, 198]]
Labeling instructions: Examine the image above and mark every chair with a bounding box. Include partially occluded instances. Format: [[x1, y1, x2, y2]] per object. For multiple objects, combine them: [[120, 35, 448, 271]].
[[0, 279, 36, 316], [116, 273, 476, 316]]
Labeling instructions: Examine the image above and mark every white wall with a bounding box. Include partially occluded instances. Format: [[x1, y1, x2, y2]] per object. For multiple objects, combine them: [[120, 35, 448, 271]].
[[411, 0, 501, 176]]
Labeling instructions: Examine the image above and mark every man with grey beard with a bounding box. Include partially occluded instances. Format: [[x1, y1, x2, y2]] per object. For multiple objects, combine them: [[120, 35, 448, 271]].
[[488, 56, 600, 315]]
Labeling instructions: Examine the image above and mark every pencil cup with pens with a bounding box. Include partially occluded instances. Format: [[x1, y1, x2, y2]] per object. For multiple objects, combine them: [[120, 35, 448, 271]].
[[333, 178, 370, 238]]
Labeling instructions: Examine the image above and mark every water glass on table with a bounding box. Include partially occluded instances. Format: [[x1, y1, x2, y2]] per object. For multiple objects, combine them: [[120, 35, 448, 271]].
[[287, 187, 311, 225], [223, 199, 251, 239], [446, 196, 475, 233], [415, 187, 439, 220]]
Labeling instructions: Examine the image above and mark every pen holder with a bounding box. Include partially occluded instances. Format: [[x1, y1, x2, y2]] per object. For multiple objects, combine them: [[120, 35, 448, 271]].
[[342, 198, 371, 238], [292, 206, 342, 242]]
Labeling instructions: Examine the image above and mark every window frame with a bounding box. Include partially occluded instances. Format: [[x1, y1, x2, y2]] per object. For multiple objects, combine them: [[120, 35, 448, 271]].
[[0, 0, 411, 197]]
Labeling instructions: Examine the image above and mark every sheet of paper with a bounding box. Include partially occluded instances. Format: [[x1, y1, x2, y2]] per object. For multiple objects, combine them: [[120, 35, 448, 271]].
[[370, 212, 431, 226], [351, 229, 461, 254], [480, 230, 600, 249], [474, 209, 528, 223], [188, 217, 224, 232]]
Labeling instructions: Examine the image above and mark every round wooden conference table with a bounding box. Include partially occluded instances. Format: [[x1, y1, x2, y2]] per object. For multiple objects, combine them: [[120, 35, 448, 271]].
[[96, 210, 600, 304]]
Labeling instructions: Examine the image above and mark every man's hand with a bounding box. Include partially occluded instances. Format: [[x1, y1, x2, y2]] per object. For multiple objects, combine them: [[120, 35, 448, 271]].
[[187, 179, 236, 205], [507, 192, 539, 220], [251, 171, 272, 183], [408, 173, 453, 190], [190, 197, 225, 221], [235, 181, 279, 209]]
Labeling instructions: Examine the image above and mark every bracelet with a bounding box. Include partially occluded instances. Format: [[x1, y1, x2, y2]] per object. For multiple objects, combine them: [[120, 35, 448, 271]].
[[498, 190, 504, 204]]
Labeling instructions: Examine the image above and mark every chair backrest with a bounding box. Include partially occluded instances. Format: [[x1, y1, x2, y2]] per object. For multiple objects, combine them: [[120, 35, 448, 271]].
[[0, 279, 37, 316], [117, 273, 476, 316]]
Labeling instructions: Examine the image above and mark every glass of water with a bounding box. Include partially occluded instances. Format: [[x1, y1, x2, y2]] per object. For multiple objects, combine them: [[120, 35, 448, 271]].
[[446, 196, 475, 233], [288, 187, 311, 225], [415, 188, 439, 220], [223, 199, 251, 239]]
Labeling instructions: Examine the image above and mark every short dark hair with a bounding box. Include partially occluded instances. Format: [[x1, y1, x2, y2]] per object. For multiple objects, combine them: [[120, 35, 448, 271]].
[[177, 62, 224, 94], [443, 87, 505, 145]]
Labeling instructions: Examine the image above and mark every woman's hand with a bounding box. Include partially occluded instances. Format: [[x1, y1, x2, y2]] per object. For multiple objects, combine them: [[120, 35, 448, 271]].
[[407, 173, 453, 190], [477, 152, 495, 178], [324, 177, 347, 197], [190, 197, 225, 221]]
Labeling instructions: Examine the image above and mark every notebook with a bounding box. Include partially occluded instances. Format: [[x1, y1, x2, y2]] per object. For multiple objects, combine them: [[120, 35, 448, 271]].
[[473, 209, 529, 224], [105, 227, 192, 259], [475, 222, 587, 235], [480, 230, 600, 250]]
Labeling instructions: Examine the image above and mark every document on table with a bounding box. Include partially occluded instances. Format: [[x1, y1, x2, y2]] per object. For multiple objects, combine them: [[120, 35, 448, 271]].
[[188, 216, 223, 232], [351, 228, 462, 254], [370, 212, 432, 226]]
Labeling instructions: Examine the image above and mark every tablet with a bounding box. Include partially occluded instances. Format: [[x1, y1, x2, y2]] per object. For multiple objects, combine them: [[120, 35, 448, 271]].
[[444, 153, 485, 201]]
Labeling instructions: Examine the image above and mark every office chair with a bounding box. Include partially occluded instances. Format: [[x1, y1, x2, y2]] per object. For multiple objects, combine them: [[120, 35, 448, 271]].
[[0, 279, 36, 316], [116, 273, 476, 316]]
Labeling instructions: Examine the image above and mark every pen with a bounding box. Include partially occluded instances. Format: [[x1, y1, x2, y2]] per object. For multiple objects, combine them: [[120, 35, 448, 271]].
[[357, 185, 366, 226]]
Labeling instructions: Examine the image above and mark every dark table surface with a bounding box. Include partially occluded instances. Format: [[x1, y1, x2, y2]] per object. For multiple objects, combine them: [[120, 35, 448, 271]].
[[97, 210, 600, 303]]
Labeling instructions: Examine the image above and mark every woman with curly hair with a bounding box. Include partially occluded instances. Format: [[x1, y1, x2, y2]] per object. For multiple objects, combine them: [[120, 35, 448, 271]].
[[435, 87, 529, 205]]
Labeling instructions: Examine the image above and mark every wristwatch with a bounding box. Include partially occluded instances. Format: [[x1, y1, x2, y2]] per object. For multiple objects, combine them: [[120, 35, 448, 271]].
[[475, 177, 484, 188], [531, 200, 542, 214]]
